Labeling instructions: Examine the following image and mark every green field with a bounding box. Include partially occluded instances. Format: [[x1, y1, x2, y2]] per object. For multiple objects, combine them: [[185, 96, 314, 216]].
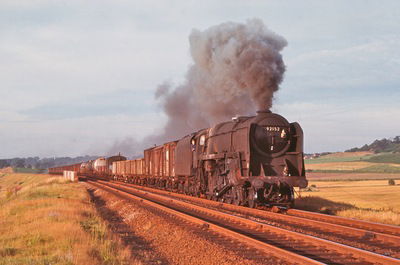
[[305, 152, 400, 165], [305, 154, 378, 164], [366, 153, 400, 164], [12, 168, 47, 174], [356, 164, 400, 173], [305, 152, 400, 173]]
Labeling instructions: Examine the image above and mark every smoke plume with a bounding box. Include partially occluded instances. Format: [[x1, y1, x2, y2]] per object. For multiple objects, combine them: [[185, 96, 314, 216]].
[[155, 19, 287, 140], [109, 19, 287, 156]]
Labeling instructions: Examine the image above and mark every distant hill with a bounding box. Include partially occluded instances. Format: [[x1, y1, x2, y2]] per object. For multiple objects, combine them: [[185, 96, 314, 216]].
[[0, 156, 99, 170], [346, 136, 400, 153]]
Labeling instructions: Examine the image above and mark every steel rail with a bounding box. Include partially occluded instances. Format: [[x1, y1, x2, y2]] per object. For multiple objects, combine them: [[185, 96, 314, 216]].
[[96, 180, 400, 265], [111, 180, 400, 247], [287, 208, 400, 236], [88, 180, 324, 265]]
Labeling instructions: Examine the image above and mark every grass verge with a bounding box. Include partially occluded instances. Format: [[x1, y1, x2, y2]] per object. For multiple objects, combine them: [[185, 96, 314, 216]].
[[0, 173, 131, 265]]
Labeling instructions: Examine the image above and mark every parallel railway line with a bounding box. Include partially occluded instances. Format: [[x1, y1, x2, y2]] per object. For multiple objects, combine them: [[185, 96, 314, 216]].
[[87, 179, 400, 265], [103, 179, 400, 257]]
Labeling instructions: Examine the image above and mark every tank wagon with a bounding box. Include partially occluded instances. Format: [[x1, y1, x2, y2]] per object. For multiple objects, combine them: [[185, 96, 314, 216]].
[[49, 155, 126, 180], [112, 110, 307, 207]]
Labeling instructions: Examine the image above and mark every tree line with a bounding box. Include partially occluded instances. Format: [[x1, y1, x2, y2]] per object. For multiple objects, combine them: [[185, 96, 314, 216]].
[[0, 156, 99, 169], [346, 136, 400, 153]]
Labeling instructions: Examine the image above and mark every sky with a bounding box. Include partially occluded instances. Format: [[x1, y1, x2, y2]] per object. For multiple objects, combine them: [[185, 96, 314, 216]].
[[0, 0, 399, 158]]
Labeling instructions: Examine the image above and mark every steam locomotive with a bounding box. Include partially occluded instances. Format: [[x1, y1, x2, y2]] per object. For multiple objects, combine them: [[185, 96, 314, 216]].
[[50, 110, 307, 208]]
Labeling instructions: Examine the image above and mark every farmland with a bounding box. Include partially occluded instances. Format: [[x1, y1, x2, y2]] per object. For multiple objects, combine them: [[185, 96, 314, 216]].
[[305, 152, 400, 173], [299, 151, 400, 225], [296, 179, 400, 225]]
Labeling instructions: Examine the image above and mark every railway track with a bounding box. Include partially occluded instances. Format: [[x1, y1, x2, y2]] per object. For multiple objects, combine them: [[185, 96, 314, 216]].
[[108, 180, 400, 258], [87, 179, 400, 265]]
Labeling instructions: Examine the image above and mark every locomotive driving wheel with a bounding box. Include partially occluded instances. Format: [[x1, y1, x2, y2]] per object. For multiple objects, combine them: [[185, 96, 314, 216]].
[[268, 184, 294, 205]]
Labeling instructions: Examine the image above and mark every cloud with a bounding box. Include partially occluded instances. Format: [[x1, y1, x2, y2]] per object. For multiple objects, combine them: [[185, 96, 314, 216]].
[[0, 111, 26, 123], [19, 89, 155, 120], [0, 1, 399, 157], [0, 112, 163, 158], [285, 38, 400, 91], [274, 102, 400, 153]]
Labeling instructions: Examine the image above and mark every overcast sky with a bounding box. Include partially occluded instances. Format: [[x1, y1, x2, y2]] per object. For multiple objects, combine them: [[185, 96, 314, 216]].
[[1, 0, 399, 158]]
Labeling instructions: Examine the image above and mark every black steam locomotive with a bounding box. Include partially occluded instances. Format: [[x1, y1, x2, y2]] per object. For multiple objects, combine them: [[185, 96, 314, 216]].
[[172, 109, 307, 207]]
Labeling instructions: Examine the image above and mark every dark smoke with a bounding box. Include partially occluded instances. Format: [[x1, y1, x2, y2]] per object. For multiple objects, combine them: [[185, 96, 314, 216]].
[[155, 19, 287, 139], [109, 19, 287, 156], [191, 19, 286, 111]]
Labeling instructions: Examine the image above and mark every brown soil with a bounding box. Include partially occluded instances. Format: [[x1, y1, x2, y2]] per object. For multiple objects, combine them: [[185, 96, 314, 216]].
[[85, 184, 283, 265]]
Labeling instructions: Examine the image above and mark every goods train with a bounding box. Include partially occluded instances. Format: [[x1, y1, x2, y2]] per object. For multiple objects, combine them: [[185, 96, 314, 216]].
[[48, 155, 127, 179], [49, 110, 307, 207]]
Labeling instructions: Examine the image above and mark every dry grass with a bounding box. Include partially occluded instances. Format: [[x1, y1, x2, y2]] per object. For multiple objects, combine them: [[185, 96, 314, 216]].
[[0, 173, 131, 265], [295, 179, 400, 225]]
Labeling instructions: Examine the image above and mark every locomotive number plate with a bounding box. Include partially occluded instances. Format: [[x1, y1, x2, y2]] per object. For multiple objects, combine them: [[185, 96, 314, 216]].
[[264, 126, 280, 132]]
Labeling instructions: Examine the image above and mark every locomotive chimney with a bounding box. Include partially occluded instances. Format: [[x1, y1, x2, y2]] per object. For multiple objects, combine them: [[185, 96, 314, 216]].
[[256, 109, 272, 115]]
